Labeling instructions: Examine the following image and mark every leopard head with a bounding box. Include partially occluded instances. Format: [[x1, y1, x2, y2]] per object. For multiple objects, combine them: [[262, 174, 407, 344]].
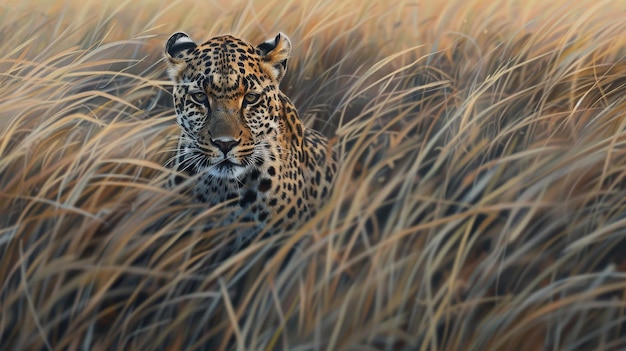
[[165, 32, 292, 180]]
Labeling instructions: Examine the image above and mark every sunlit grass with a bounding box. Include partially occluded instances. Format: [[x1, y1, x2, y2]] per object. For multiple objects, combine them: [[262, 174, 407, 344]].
[[1, 0, 625, 350]]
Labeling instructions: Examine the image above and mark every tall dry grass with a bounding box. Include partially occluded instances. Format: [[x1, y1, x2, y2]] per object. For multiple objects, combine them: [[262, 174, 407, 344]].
[[1, 0, 626, 350]]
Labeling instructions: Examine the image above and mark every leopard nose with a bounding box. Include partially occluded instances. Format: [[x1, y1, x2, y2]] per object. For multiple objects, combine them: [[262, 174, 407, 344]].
[[211, 137, 240, 154]]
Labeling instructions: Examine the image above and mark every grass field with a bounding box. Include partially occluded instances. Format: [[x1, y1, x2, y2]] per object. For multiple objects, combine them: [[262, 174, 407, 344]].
[[1, 0, 626, 350]]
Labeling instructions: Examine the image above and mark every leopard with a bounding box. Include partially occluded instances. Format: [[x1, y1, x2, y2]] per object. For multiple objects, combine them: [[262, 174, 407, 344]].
[[164, 31, 337, 245]]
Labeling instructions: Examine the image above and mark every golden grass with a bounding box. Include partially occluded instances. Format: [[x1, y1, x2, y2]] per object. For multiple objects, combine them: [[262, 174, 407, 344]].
[[1, 0, 626, 349]]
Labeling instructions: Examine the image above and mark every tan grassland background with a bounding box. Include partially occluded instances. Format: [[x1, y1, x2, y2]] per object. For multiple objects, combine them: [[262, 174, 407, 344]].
[[1, 0, 626, 350]]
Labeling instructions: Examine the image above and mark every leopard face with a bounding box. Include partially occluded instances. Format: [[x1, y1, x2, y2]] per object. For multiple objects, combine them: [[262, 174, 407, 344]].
[[166, 32, 289, 181], [165, 32, 337, 244]]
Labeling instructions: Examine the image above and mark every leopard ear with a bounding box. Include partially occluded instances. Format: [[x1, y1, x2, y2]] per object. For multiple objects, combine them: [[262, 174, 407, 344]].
[[165, 32, 197, 81], [257, 32, 291, 82]]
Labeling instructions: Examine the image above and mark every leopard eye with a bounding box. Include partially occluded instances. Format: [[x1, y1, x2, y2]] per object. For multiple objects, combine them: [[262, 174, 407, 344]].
[[243, 92, 260, 106], [189, 91, 208, 106]]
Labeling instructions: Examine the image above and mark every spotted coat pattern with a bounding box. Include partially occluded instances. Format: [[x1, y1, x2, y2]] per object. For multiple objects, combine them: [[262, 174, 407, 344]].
[[165, 32, 337, 242]]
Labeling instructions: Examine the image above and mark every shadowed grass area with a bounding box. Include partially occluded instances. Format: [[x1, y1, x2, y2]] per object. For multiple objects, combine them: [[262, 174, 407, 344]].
[[1, 0, 626, 350]]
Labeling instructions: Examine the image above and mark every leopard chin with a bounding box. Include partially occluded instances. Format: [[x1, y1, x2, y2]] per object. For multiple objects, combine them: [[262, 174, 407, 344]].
[[204, 160, 249, 180]]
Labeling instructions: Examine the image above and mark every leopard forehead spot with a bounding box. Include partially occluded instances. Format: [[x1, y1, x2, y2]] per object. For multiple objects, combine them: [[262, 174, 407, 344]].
[[165, 32, 338, 245], [181, 36, 267, 94]]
